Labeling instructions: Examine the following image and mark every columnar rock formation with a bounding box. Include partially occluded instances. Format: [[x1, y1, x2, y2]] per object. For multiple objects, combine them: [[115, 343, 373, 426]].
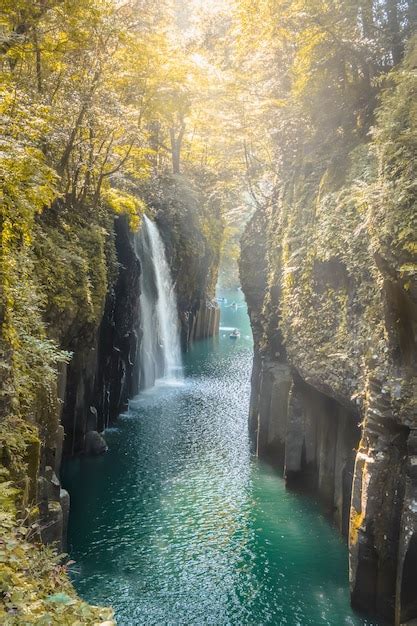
[[151, 175, 222, 349], [61, 215, 141, 456], [239, 46, 417, 626], [60, 180, 222, 457], [29, 184, 222, 551]]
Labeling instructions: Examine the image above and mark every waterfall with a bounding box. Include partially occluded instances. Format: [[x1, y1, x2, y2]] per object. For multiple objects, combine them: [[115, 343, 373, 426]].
[[135, 215, 183, 390]]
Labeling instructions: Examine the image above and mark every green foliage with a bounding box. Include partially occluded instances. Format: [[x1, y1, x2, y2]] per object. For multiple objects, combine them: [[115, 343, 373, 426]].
[[368, 35, 417, 289], [33, 213, 111, 346], [0, 517, 114, 625], [0, 0, 162, 421], [236, 1, 417, 410], [0, 416, 38, 485], [145, 174, 224, 309], [104, 189, 145, 232]]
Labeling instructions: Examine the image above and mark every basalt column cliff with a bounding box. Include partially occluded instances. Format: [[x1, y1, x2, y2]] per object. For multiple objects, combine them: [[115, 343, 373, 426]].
[[60, 178, 222, 458], [240, 39, 417, 626]]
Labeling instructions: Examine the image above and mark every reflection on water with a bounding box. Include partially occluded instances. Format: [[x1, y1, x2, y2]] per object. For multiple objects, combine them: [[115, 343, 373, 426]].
[[63, 289, 377, 626]]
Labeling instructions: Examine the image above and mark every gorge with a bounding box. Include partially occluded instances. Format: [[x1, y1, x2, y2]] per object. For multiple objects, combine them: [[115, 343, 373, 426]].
[[1, 1, 417, 625], [64, 288, 372, 626]]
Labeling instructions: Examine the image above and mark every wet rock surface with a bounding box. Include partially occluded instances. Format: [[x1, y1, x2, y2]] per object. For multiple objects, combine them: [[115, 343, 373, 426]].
[[84, 431, 108, 456], [60, 215, 141, 455], [150, 175, 222, 347]]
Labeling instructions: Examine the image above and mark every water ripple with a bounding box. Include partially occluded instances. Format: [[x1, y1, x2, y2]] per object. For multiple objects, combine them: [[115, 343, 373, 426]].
[[63, 292, 378, 626]]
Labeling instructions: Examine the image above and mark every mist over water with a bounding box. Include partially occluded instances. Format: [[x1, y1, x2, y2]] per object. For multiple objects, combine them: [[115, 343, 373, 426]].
[[63, 289, 378, 626]]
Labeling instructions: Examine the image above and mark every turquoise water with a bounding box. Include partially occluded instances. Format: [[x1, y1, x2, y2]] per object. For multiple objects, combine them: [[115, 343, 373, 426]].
[[63, 289, 377, 626]]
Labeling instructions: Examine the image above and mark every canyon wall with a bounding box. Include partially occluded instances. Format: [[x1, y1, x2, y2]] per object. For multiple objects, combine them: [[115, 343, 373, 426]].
[[1, 176, 223, 559], [239, 46, 417, 625], [151, 175, 222, 348], [60, 214, 141, 456], [58, 177, 222, 458]]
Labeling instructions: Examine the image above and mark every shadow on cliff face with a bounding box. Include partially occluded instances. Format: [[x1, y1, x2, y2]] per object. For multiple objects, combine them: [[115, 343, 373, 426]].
[[60, 215, 141, 457], [250, 363, 362, 540], [401, 534, 417, 623], [60, 174, 224, 458]]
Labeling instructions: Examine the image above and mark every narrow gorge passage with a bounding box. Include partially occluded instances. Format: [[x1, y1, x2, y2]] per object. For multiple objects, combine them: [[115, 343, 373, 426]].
[[63, 291, 377, 626]]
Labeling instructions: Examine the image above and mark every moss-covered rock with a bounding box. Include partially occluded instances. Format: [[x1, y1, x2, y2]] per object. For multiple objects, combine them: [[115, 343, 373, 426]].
[[240, 37, 417, 624], [0, 513, 114, 625], [146, 174, 223, 346]]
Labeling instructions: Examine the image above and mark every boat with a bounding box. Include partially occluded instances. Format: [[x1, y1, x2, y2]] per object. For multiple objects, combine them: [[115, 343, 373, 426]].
[[229, 329, 240, 339]]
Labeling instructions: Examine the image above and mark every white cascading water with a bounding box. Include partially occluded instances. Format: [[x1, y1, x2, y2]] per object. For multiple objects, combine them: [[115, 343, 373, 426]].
[[135, 215, 183, 390]]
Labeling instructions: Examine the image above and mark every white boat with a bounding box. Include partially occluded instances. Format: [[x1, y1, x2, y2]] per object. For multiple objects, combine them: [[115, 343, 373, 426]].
[[229, 329, 240, 339]]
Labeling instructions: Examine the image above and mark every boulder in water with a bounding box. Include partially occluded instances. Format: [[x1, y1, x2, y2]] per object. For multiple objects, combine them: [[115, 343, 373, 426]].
[[85, 430, 108, 455]]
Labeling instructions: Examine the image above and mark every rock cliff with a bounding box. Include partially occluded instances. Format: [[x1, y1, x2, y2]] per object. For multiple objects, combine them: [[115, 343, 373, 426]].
[[57, 178, 222, 458], [0, 175, 222, 571], [60, 214, 141, 456], [147, 175, 222, 348], [239, 43, 417, 625]]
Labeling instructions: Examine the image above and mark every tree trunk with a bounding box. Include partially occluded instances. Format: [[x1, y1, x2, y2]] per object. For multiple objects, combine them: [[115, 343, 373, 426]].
[[170, 124, 185, 175], [57, 71, 100, 176], [386, 0, 403, 65], [360, 0, 374, 37], [408, 0, 417, 28], [34, 30, 42, 93]]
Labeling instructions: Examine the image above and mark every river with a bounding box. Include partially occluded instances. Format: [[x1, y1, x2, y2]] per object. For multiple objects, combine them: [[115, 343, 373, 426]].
[[63, 288, 378, 626]]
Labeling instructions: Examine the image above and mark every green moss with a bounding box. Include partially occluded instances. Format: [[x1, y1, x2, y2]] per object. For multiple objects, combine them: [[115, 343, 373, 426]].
[[368, 35, 417, 291], [145, 174, 224, 311], [276, 154, 385, 400], [249, 43, 417, 405], [33, 212, 112, 346], [23, 436, 41, 506]]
